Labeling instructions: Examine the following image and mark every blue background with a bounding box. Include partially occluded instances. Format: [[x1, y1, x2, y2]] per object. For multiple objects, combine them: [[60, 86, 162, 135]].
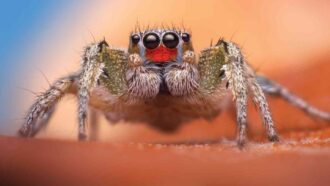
[[0, 0, 72, 132]]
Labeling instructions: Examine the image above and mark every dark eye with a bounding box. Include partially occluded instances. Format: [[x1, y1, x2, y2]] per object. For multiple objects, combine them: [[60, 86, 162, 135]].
[[143, 33, 160, 49], [131, 34, 140, 44], [181, 33, 190, 42], [162, 32, 179, 49]]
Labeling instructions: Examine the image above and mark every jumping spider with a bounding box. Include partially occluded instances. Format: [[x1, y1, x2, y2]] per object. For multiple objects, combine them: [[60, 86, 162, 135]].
[[19, 26, 330, 147]]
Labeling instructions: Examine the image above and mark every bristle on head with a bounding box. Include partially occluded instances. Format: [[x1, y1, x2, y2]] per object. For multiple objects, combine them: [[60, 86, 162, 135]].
[[130, 23, 191, 35]]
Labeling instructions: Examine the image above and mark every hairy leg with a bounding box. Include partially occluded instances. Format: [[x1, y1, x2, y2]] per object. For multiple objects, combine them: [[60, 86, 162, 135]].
[[19, 73, 79, 137], [29, 105, 56, 137], [257, 75, 330, 121], [20, 39, 130, 140], [78, 39, 129, 140], [248, 75, 279, 141], [218, 39, 279, 146], [77, 41, 108, 140], [220, 41, 249, 147]]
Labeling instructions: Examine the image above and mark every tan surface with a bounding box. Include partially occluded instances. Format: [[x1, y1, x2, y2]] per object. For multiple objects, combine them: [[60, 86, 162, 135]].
[[0, 132, 330, 186]]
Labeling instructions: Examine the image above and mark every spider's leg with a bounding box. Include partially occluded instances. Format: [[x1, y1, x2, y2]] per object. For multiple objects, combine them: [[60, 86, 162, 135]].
[[257, 75, 330, 121], [19, 73, 79, 137], [220, 45, 248, 147], [199, 41, 247, 147], [248, 74, 279, 142], [20, 40, 128, 140], [77, 41, 109, 140], [215, 40, 278, 146], [29, 105, 56, 137], [78, 40, 128, 140]]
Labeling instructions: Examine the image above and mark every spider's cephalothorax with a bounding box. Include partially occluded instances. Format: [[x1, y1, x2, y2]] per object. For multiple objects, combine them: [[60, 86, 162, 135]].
[[19, 26, 330, 147]]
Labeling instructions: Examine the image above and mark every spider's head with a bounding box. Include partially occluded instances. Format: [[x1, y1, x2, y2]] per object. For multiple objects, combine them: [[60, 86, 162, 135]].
[[128, 28, 193, 63]]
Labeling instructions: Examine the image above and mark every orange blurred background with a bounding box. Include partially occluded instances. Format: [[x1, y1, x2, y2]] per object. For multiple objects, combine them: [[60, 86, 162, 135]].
[[6, 0, 330, 142]]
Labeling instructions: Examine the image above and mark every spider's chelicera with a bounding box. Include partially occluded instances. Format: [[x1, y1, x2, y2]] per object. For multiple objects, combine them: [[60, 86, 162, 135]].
[[19, 26, 330, 147]]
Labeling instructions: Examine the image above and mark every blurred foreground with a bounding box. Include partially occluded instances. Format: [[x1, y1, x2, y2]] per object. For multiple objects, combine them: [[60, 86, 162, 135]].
[[0, 130, 330, 186]]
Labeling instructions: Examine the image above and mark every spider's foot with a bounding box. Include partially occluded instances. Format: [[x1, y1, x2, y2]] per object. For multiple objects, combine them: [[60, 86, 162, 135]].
[[237, 138, 246, 149], [78, 132, 88, 141], [17, 126, 32, 138], [268, 134, 280, 142]]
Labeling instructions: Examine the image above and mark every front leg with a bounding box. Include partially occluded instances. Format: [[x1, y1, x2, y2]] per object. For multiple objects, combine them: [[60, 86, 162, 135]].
[[220, 40, 279, 146], [200, 39, 279, 147], [77, 41, 108, 140], [220, 42, 249, 147]]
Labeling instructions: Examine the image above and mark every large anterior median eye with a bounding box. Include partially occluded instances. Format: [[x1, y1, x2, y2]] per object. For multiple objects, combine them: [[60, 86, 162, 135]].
[[131, 34, 140, 44], [143, 33, 160, 49], [162, 32, 179, 49]]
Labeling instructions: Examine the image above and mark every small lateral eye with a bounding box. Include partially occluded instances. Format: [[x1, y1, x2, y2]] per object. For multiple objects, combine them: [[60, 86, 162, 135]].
[[131, 34, 140, 44], [162, 32, 179, 49], [181, 33, 190, 42], [143, 33, 160, 49]]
